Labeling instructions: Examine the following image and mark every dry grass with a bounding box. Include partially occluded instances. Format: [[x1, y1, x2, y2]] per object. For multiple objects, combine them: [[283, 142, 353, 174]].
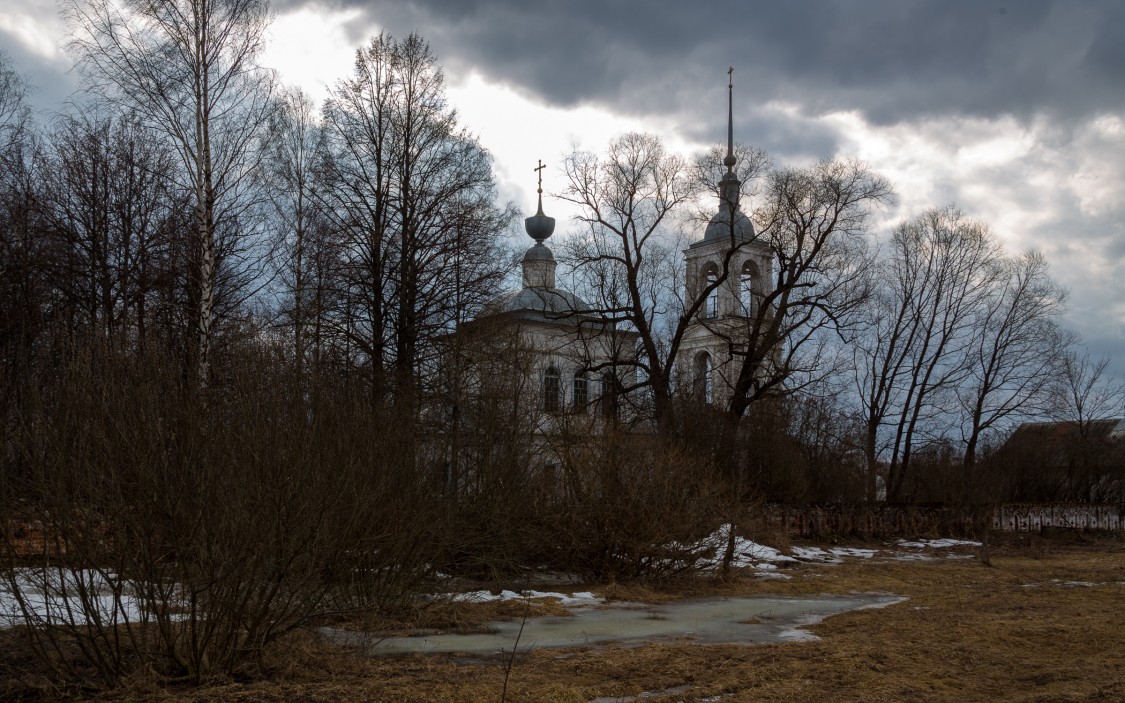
[[7, 535, 1124, 702]]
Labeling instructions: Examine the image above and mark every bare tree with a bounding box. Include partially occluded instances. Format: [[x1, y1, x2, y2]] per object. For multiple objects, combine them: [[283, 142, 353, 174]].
[[724, 158, 890, 420], [958, 251, 1067, 473], [319, 32, 513, 407], [1045, 349, 1125, 501], [35, 111, 185, 348], [67, 0, 275, 386], [558, 132, 773, 428], [0, 51, 30, 158], [851, 207, 1004, 501], [0, 54, 43, 406], [1051, 350, 1124, 433], [260, 87, 336, 378]]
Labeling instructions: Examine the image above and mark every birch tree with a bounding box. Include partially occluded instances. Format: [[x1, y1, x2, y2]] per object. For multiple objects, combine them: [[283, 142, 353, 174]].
[[67, 0, 275, 386]]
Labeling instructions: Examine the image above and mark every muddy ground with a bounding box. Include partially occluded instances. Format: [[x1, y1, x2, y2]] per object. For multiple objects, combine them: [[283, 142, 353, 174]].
[[3, 534, 1123, 702]]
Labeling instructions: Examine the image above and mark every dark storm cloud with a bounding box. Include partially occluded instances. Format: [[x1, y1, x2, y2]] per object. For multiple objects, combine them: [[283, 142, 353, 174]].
[[298, 0, 1125, 133]]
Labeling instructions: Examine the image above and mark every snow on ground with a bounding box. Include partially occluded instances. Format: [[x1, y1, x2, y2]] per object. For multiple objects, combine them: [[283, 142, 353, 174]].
[[3, 533, 981, 626], [694, 525, 978, 574], [830, 547, 880, 559], [0, 568, 162, 629], [1025, 579, 1117, 589], [450, 589, 601, 606]]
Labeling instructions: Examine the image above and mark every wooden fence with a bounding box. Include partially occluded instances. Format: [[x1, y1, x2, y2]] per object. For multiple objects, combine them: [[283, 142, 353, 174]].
[[749, 503, 1123, 539]]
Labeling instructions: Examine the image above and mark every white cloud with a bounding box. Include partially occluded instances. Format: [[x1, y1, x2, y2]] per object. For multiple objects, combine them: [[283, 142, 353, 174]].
[[447, 72, 691, 226], [0, 5, 67, 61], [259, 4, 368, 107], [815, 108, 1125, 373]]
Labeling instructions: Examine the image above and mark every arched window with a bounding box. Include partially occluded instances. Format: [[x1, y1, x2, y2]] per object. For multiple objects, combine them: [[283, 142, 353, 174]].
[[543, 366, 561, 413], [703, 263, 719, 318], [572, 370, 589, 413], [693, 351, 712, 404], [739, 259, 758, 316]]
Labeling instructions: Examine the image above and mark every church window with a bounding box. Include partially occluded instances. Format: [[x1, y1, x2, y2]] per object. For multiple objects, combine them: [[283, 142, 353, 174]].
[[739, 260, 757, 316], [543, 366, 561, 413], [599, 371, 618, 419], [572, 371, 589, 413], [703, 263, 719, 318], [693, 351, 713, 404]]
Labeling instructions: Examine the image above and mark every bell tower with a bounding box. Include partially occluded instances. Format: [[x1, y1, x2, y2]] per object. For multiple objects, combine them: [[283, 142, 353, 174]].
[[680, 68, 772, 407]]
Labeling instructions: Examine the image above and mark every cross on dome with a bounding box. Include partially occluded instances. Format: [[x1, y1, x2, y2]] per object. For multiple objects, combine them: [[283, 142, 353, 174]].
[[534, 159, 547, 215]]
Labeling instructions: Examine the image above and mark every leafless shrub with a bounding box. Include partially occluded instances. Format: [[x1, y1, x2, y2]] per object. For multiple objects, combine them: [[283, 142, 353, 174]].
[[423, 324, 558, 580], [550, 431, 725, 581], [0, 340, 439, 687]]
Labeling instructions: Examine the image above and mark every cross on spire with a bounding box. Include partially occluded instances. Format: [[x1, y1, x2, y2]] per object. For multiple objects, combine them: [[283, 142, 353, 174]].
[[534, 159, 547, 215], [534, 159, 546, 193]]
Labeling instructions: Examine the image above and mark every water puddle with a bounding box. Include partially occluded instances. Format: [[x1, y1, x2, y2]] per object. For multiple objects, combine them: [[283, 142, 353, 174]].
[[327, 593, 904, 657]]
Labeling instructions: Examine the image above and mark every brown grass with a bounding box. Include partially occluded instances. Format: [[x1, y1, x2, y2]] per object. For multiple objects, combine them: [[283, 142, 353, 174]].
[[6, 536, 1124, 702]]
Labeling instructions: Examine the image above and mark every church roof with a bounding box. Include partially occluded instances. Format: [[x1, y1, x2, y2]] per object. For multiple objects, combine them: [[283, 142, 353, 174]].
[[479, 286, 590, 323]]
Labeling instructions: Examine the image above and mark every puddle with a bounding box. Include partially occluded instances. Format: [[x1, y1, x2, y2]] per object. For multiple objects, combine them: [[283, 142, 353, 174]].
[[326, 593, 904, 657]]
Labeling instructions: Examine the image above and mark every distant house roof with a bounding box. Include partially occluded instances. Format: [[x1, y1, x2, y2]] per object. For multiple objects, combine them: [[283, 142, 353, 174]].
[[1002, 418, 1125, 468], [1008, 418, 1124, 443]]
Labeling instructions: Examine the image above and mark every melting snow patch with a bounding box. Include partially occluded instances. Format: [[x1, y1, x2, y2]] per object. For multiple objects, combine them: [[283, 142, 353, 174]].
[[789, 547, 839, 563], [448, 590, 600, 606], [897, 539, 981, 549], [693, 527, 796, 570], [1, 568, 186, 629], [890, 553, 934, 561], [830, 547, 878, 559]]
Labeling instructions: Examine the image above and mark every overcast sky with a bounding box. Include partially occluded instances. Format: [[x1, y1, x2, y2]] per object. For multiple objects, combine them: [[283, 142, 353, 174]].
[[3, 0, 1123, 378]]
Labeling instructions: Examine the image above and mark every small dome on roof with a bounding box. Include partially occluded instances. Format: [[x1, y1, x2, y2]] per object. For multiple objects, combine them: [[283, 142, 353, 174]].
[[474, 159, 590, 324], [523, 242, 554, 262], [702, 206, 755, 244]]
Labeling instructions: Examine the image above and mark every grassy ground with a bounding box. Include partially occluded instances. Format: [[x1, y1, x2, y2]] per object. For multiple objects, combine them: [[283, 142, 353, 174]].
[[8, 534, 1125, 702]]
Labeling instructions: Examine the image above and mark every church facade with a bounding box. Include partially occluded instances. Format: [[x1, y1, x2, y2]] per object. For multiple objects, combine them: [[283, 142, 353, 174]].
[[458, 166, 637, 432], [466, 77, 772, 425]]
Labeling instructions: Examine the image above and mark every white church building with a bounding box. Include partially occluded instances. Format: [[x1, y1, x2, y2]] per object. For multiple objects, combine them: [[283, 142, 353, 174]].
[[465, 76, 772, 425]]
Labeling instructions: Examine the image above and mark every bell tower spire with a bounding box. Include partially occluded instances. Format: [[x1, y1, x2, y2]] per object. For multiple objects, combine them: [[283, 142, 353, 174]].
[[724, 66, 736, 175], [719, 67, 740, 214]]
